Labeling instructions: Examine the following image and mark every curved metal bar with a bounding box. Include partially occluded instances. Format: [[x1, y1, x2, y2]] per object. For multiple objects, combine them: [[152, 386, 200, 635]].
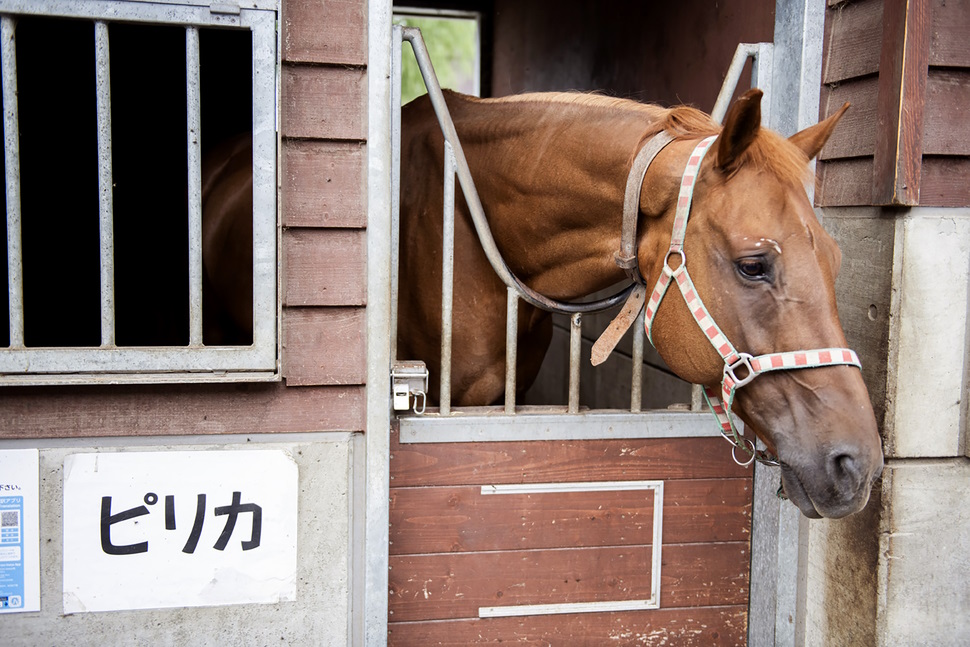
[[401, 27, 634, 315]]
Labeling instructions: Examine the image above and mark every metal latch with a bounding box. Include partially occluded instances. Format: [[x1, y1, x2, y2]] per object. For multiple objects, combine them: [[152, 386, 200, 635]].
[[391, 360, 429, 414]]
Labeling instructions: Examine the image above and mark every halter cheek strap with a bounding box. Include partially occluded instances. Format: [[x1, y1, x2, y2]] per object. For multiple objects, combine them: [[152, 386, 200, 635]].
[[644, 136, 863, 466]]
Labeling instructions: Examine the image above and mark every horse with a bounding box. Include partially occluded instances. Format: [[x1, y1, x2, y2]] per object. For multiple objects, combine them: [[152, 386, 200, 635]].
[[397, 88, 883, 519]]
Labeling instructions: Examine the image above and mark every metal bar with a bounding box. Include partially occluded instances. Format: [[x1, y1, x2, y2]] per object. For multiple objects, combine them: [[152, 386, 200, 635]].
[[439, 142, 456, 415], [711, 43, 761, 124], [390, 24, 403, 361], [2, 16, 23, 348], [568, 313, 582, 413], [504, 287, 517, 414], [185, 26, 203, 346], [94, 21, 115, 347], [398, 410, 721, 443], [631, 308, 644, 412]]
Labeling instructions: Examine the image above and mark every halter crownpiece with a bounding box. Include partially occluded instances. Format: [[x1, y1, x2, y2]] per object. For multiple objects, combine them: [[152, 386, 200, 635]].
[[643, 135, 863, 466]]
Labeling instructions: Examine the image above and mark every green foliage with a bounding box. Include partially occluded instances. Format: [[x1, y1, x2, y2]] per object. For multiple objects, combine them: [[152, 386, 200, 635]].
[[394, 15, 478, 105]]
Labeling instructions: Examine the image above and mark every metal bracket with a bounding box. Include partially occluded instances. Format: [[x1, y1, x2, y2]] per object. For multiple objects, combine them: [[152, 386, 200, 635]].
[[391, 360, 429, 414]]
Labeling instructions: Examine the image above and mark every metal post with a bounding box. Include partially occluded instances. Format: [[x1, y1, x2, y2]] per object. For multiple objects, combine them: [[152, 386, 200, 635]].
[[504, 287, 518, 414], [185, 26, 203, 347], [390, 24, 403, 362], [2, 16, 23, 348], [439, 142, 457, 415], [94, 21, 115, 347], [631, 308, 644, 412], [568, 313, 582, 413]]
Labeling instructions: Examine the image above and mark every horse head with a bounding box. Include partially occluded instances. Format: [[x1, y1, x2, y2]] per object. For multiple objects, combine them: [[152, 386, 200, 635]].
[[643, 89, 883, 518]]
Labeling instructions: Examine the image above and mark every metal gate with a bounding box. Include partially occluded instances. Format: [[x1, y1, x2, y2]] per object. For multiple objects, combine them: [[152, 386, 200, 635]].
[[383, 2, 826, 641]]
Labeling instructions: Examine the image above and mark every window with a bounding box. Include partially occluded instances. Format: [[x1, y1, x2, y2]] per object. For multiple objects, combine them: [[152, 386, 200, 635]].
[[394, 8, 481, 104], [0, 0, 278, 384]]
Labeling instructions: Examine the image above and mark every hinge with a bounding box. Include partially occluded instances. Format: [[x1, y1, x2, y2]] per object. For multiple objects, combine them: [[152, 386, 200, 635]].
[[391, 360, 429, 414]]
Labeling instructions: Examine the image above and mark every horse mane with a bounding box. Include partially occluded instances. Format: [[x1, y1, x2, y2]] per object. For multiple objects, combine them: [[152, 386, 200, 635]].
[[485, 92, 813, 188]]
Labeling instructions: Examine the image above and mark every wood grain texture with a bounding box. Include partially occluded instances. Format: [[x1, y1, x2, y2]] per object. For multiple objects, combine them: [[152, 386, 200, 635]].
[[282, 307, 366, 385], [390, 433, 751, 487], [873, 0, 931, 205], [822, 0, 883, 83], [818, 78, 880, 161], [920, 157, 970, 207], [930, 0, 970, 67], [281, 140, 366, 228], [388, 542, 750, 621], [281, 64, 366, 140], [923, 70, 970, 156], [283, 228, 366, 306], [282, 0, 367, 65], [817, 157, 876, 206], [387, 605, 748, 646], [390, 478, 752, 554], [0, 383, 365, 438]]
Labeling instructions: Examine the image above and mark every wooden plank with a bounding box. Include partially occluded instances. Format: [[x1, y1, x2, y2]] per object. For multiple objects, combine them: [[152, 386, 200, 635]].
[[930, 0, 970, 67], [817, 157, 875, 206], [282, 0, 367, 66], [388, 605, 748, 646], [283, 229, 366, 306], [822, 0, 883, 83], [0, 383, 365, 439], [282, 140, 366, 228], [282, 307, 366, 385], [390, 430, 752, 486], [873, 0, 931, 205], [388, 542, 749, 621], [389, 478, 752, 553], [281, 64, 366, 140], [923, 69, 970, 156], [920, 157, 970, 207], [818, 78, 879, 160]]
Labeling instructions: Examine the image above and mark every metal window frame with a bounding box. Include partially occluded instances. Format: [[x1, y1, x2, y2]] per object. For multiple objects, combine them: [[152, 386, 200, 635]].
[[0, 0, 279, 385]]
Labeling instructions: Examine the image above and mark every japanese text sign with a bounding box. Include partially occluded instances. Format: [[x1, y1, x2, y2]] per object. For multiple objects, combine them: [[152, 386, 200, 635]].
[[63, 450, 298, 613], [0, 449, 40, 614]]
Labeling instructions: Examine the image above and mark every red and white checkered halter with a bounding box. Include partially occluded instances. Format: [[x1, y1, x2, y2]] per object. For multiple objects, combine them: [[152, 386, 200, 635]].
[[643, 135, 862, 466]]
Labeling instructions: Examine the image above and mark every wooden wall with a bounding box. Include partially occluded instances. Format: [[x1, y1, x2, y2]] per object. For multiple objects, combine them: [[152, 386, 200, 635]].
[[818, 0, 970, 207], [0, 0, 370, 439]]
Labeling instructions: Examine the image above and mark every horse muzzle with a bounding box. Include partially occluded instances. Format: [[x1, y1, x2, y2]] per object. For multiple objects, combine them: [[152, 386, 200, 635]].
[[778, 441, 884, 519]]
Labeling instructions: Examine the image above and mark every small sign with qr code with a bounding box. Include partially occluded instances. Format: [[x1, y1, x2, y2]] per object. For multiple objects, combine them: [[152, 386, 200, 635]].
[[0, 449, 39, 614]]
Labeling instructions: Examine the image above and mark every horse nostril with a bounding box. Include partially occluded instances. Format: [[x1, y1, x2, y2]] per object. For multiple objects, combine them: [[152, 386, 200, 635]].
[[830, 450, 864, 491]]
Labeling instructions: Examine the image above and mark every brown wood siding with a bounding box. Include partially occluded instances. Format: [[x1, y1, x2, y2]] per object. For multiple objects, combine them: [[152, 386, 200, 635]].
[[388, 425, 753, 644], [819, 0, 970, 207], [280, 0, 369, 388]]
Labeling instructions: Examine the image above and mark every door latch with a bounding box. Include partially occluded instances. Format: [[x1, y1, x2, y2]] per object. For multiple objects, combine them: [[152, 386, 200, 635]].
[[391, 360, 429, 414]]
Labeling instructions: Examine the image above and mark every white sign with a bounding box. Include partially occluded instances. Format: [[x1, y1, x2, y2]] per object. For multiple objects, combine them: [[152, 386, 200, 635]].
[[0, 449, 40, 614], [63, 450, 298, 613]]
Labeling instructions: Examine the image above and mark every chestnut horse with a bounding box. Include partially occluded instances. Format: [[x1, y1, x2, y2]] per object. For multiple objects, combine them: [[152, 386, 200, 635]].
[[396, 88, 883, 519]]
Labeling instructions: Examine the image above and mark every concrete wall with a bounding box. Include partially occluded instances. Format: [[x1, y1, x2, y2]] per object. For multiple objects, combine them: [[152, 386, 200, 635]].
[[2, 435, 360, 646], [809, 206, 970, 646]]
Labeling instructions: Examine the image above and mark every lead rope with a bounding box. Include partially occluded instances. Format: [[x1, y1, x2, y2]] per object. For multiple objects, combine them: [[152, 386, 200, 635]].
[[643, 136, 863, 466]]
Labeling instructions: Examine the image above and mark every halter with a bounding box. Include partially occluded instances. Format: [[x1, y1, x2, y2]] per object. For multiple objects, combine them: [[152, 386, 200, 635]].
[[638, 135, 862, 466]]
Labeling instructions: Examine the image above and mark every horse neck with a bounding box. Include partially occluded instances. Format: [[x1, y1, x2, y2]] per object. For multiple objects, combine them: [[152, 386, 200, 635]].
[[458, 97, 665, 301]]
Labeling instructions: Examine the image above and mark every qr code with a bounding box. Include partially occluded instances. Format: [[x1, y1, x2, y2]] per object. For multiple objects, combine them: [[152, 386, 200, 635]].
[[1, 510, 19, 528]]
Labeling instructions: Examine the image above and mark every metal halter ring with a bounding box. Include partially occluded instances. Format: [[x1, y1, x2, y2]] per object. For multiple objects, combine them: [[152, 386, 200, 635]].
[[663, 248, 686, 272], [730, 436, 758, 467], [724, 352, 757, 388]]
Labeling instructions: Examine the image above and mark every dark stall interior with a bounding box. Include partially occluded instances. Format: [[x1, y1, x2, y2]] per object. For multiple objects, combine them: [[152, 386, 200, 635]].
[[1, 17, 252, 348], [395, 0, 777, 408]]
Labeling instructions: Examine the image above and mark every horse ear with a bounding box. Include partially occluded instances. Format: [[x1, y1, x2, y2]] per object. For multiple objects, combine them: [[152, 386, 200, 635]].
[[788, 102, 850, 160], [715, 88, 763, 173]]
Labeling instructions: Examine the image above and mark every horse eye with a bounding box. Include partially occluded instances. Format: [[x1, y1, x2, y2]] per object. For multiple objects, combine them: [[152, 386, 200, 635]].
[[736, 257, 769, 281]]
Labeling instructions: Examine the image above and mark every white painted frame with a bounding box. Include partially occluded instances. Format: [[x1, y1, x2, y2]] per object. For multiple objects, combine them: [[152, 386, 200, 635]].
[[0, 0, 279, 384]]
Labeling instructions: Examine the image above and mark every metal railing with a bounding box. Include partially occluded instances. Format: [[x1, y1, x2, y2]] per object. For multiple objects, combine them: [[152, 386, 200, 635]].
[[392, 26, 770, 416]]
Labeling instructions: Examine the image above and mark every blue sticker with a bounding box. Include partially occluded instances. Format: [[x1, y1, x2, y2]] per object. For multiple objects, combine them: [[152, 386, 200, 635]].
[[0, 496, 25, 609]]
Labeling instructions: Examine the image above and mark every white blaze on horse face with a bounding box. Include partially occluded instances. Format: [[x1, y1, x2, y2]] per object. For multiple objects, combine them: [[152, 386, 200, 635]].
[[741, 236, 783, 255]]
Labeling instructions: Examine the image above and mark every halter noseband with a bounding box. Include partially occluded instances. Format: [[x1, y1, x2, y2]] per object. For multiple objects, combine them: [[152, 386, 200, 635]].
[[636, 135, 862, 466]]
